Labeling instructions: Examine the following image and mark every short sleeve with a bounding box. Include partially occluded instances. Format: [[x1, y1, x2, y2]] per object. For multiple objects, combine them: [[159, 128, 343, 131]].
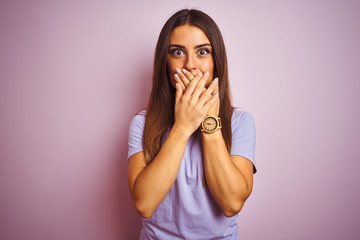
[[230, 110, 257, 174], [127, 112, 146, 160]]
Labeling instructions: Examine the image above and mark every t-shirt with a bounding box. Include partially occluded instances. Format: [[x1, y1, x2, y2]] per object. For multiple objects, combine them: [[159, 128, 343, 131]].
[[128, 108, 256, 240]]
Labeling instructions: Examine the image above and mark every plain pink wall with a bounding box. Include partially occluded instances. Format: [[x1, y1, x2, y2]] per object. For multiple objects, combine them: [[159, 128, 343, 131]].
[[1, 1, 359, 239]]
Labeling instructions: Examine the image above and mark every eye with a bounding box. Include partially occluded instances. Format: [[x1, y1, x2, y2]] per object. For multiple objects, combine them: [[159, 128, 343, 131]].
[[198, 48, 210, 56], [171, 49, 184, 56]]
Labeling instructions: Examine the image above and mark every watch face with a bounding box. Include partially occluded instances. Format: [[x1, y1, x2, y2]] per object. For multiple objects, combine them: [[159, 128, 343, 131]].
[[203, 116, 218, 132]]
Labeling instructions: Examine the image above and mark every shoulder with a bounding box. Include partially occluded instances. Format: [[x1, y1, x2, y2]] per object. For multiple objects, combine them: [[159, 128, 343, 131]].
[[231, 108, 255, 126], [131, 110, 147, 122], [128, 110, 147, 160], [230, 108, 257, 173], [129, 110, 147, 130]]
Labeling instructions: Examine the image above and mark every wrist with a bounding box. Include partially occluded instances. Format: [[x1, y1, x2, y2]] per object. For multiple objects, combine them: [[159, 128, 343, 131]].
[[201, 128, 222, 140], [170, 123, 193, 141]]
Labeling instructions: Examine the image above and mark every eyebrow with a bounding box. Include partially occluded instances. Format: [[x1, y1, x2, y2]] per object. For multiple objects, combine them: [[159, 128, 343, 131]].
[[168, 43, 212, 49]]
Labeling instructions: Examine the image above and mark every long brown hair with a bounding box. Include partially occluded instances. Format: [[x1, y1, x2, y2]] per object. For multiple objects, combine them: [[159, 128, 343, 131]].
[[143, 9, 233, 163]]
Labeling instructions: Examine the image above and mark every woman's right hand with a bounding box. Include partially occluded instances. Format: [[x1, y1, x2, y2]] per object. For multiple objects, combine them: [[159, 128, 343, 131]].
[[173, 71, 219, 136]]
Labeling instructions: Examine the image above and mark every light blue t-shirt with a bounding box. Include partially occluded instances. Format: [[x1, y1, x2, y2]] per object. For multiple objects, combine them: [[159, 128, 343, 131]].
[[128, 109, 256, 240]]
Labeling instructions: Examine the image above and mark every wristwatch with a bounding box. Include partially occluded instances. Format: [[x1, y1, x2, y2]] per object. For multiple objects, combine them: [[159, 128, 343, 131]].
[[201, 115, 222, 133]]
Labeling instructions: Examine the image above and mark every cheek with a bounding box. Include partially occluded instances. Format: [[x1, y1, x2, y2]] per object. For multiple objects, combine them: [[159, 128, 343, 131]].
[[200, 60, 215, 87], [167, 57, 188, 88], [167, 59, 177, 88], [169, 76, 176, 88], [199, 58, 214, 73], [205, 75, 213, 88], [167, 69, 176, 88]]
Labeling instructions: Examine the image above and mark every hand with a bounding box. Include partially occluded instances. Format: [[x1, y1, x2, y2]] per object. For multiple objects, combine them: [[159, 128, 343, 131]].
[[175, 68, 220, 117], [173, 71, 219, 136]]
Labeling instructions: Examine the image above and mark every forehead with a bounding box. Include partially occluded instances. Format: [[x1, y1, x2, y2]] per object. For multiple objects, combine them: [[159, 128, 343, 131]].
[[169, 24, 210, 46]]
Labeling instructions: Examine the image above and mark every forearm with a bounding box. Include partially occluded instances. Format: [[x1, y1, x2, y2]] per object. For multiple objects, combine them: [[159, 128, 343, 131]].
[[202, 130, 251, 217], [132, 127, 190, 218]]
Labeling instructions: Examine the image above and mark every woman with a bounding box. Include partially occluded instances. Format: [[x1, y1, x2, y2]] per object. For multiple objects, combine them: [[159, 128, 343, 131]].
[[128, 9, 256, 239]]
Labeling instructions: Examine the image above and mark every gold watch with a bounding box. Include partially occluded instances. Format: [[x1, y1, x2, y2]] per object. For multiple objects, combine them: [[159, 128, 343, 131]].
[[201, 115, 222, 133]]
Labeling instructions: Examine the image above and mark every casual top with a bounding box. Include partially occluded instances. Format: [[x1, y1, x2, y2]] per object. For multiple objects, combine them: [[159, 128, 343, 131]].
[[128, 109, 256, 240]]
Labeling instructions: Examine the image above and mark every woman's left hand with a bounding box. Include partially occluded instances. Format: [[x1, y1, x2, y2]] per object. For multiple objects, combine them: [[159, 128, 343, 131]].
[[175, 68, 219, 117]]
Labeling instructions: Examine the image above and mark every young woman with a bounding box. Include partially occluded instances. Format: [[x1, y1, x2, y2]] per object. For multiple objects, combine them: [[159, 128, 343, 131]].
[[128, 9, 257, 240]]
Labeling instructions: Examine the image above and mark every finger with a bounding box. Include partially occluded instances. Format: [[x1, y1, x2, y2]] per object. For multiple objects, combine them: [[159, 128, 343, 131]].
[[181, 68, 195, 84], [175, 83, 183, 104], [183, 72, 203, 97], [198, 78, 218, 106], [211, 85, 219, 100], [191, 72, 210, 100], [206, 85, 218, 102], [176, 68, 191, 88], [199, 80, 218, 108], [203, 91, 219, 112], [174, 73, 186, 91]]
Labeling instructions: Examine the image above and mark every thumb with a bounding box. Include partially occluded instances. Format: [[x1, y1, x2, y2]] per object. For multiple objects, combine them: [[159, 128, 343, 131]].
[[175, 83, 183, 104]]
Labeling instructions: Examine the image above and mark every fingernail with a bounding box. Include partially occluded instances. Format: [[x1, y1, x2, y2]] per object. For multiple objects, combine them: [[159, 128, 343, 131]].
[[204, 72, 209, 76], [176, 68, 181, 74], [212, 78, 218, 85], [182, 69, 187, 74], [197, 72, 203, 76], [215, 92, 219, 97], [174, 74, 180, 80]]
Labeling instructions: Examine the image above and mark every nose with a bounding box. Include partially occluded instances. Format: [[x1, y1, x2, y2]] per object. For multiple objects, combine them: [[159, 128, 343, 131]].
[[184, 54, 198, 72]]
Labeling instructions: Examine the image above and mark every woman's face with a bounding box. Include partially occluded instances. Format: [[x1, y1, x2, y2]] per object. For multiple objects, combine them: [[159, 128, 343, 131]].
[[167, 24, 214, 88]]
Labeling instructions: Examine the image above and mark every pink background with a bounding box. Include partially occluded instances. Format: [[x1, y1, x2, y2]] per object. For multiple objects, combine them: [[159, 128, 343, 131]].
[[1, 1, 359, 239]]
